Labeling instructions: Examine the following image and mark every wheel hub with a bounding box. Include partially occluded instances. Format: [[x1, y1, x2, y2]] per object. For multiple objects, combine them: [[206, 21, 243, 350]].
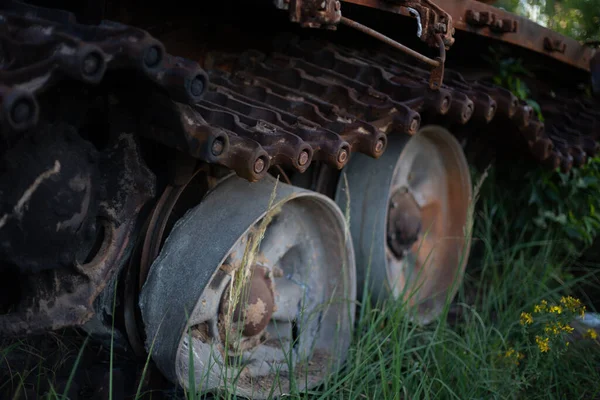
[[220, 265, 276, 340], [387, 188, 422, 258]]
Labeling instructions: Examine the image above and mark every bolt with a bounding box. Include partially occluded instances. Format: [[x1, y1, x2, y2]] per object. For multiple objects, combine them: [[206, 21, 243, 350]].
[[410, 118, 419, 133], [487, 105, 496, 121], [441, 97, 450, 112], [337, 148, 349, 164], [298, 150, 310, 166], [211, 138, 225, 156], [375, 138, 385, 153], [10, 98, 32, 125], [82, 53, 102, 76], [435, 23, 447, 33], [144, 46, 161, 68], [190, 76, 204, 97], [254, 157, 265, 174], [467, 10, 480, 24], [464, 104, 474, 121]]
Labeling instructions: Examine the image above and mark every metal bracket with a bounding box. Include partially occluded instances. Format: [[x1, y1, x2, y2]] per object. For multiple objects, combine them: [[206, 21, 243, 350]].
[[340, 17, 446, 90], [275, 0, 448, 89], [383, 0, 455, 48], [275, 0, 342, 29]]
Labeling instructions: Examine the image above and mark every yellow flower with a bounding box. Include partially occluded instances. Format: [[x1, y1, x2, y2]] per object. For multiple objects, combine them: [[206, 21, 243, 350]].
[[503, 348, 524, 366], [562, 323, 574, 334], [545, 322, 575, 335], [536, 336, 550, 353], [520, 312, 533, 325], [560, 296, 583, 313], [544, 323, 560, 336], [584, 329, 598, 340], [549, 305, 563, 314], [534, 300, 548, 313]]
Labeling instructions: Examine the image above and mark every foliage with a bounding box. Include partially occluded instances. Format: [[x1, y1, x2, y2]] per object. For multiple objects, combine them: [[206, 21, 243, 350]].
[[484, 47, 544, 120], [495, 0, 600, 42], [473, 157, 600, 257], [3, 171, 600, 399], [482, 35, 600, 257]]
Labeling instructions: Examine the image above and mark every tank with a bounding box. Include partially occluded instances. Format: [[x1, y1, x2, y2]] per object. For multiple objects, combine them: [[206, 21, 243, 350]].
[[0, 0, 597, 398]]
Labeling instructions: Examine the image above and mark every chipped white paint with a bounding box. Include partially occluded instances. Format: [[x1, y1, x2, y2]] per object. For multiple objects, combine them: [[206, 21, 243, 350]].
[[0, 160, 61, 229]]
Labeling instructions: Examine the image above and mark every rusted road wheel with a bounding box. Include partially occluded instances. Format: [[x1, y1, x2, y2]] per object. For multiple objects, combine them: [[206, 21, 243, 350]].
[[336, 126, 472, 323], [139, 174, 356, 399]]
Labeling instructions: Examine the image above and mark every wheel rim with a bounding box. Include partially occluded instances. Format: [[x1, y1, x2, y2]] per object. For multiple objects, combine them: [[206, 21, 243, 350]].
[[139, 174, 356, 399], [336, 125, 472, 324]]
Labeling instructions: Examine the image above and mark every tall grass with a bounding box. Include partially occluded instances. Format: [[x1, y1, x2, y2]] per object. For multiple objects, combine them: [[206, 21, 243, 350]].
[[2, 169, 600, 399]]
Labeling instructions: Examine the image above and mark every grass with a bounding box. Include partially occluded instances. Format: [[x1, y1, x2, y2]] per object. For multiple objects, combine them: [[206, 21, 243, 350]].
[[2, 169, 600, 399]]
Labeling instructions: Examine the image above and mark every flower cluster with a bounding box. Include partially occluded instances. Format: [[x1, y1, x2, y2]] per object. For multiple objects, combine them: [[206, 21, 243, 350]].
[[503, 347, 525, 365], [584, 328, 598, 340], [520, 296, 586, 354], [535, 336, 550, 353], [559, 296, 586, 318]]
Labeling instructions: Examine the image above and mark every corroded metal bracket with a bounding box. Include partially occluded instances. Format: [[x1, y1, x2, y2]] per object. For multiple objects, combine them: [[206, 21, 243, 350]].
[[340, 17, 447, 90], [343, 0, 595, 73], [384, 0, 455, 48], [274, 0, 342, 29], [274, 0, 449, 89], [275, 0, 455, 48]]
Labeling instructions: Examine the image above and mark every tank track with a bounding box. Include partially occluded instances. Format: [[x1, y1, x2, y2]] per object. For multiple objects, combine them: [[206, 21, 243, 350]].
[[1, 0, 599, 184]]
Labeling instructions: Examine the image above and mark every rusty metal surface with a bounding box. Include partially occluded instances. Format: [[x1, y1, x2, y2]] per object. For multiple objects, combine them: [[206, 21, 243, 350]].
[[341, 0, 595, 72], [339, 16, 447, 90], [384, 0, 456, 47], [214, 34, 598, 173], [274, 0, 343, 29], [387, 188, 422, 257], [0, 133, 155, 336], [340, 16, 441, 67], [1, 0, 599, 339], [123, 169, 209, 357]]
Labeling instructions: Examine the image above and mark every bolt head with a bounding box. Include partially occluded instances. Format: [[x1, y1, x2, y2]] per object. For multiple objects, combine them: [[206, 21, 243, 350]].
[[144, 46, 161, 68], [10, 99, 32, 125], [487, 106, 496, 120], [82, 53, 102, 76], [410, 118, 419, 133], [190, 76, 204, 97], [441, 98, 450, 112], [298, 150, 310, 166], [254, 157, 265, 174], [211, 138, 225, 156], [338, 148, 349, 164]]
